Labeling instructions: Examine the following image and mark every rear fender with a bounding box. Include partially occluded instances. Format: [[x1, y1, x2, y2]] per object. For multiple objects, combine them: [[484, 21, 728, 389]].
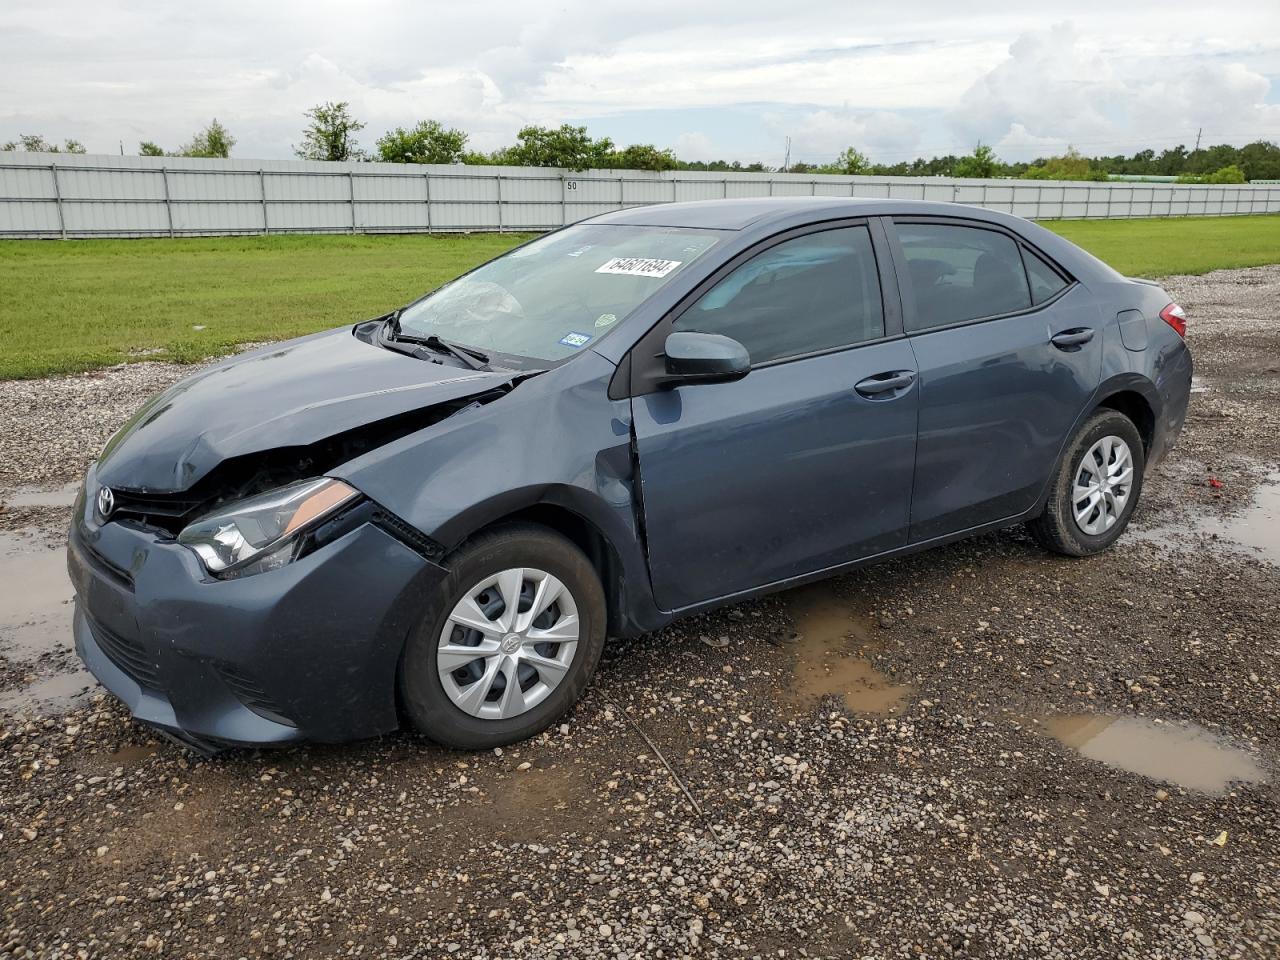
[[1032, 371, 1164, 513]]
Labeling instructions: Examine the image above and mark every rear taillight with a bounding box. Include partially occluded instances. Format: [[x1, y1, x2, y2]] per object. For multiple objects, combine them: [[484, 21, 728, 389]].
[[1159, 302, 1187, 337]]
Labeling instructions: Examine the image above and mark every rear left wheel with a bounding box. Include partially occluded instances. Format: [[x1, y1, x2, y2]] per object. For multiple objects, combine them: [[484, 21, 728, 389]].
[[1027, 409, 1146, 557], [399, 524, 606, 749]]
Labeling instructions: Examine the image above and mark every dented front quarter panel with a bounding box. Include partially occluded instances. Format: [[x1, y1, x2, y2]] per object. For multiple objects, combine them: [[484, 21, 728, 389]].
[[331, 350, 665, 634]]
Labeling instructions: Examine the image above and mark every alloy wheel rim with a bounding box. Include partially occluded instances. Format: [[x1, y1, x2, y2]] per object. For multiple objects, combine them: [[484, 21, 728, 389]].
[[437, 567, 579, 720], [1072, 435, 1134, 536]]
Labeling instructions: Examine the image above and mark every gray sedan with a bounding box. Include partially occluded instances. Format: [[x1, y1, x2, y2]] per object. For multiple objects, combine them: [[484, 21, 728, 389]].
[[68, 197, 1193, 751]]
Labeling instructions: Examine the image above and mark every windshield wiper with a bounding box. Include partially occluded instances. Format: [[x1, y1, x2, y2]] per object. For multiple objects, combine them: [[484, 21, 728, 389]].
[[382, 312, 492, 371], [406, 334, 491, 371]]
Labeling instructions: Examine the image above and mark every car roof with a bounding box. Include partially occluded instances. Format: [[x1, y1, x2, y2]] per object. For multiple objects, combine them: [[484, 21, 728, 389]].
[[588, 196, 1014, 231], [590, 196, 881, 230], [585, 195, 1123, 297]]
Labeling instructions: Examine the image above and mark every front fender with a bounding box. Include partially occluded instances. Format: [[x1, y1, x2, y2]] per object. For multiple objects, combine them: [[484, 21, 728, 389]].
[[332, 352, 666, 636]]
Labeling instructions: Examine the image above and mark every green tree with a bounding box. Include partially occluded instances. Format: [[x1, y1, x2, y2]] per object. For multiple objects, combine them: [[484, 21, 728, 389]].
[[907, 154, 960, 177], [1022, 147, 1106, 181], [295, 102, 365, 161], [1237, 140, 1280, 181], [608, 143, 678, 171], [2, 134, 87, 153], [497, 124, 614, 171], [953, 143, 999, 179], [1154, 146, 1189, 176], [375, 119, 467, 164], [181, 119, 235, 158], [818, 146, 871, 175], [1178, 165, 1247, 184], [1185, 143, 1239, 177], [1208, 165, 1247, 184], [676, 159, 768, 172], [138, 141, 166, 156]]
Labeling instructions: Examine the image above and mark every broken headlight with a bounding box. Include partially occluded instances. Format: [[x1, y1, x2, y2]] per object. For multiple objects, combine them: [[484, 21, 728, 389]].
[[178, 478, 360, 578]]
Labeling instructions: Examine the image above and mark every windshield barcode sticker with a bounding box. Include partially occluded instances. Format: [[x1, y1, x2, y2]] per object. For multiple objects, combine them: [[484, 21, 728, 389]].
[[595, 257, 682, 278]]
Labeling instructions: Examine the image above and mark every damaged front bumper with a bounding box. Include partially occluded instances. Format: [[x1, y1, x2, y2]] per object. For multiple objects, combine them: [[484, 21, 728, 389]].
[[68, 471, 447, 750]]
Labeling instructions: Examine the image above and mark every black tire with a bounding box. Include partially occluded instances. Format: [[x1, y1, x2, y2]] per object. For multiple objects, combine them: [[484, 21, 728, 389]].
[[1027, 409, 1146, 557], [399, 523, 606, 750]]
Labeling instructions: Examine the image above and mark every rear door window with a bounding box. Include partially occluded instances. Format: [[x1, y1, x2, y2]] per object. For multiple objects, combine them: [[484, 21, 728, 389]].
[[896, 222, 1032, 331], [1022, 246, 1070, 304], [675, 225, 884, 364]]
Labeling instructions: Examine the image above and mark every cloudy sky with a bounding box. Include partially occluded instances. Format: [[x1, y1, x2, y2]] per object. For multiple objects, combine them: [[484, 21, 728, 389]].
[[3, 1, 1280, 165]]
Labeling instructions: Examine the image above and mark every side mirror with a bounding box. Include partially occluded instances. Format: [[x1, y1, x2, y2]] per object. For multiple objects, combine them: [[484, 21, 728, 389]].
[[661, 331, 751, 385]]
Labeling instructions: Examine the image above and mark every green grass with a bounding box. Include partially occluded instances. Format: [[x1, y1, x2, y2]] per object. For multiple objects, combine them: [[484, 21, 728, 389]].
[[1044, 214, 1280, 278], [0, 233, 533, 380], [1, 215, 1277, 379]]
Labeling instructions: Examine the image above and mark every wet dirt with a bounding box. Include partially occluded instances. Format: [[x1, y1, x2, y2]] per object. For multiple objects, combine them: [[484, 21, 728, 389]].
[[0, 670, 95, 714], [104, 742, 159, 767], [0, 528, 95, 712], [1, 482, 80, 510], [0, 530, 74, 653], [1035, 713, 1267, 795], [785, 583, 915, 715], [480, 760, 600, 840], [1137, 470, 1280, 565], [72, 742, 161, 783]]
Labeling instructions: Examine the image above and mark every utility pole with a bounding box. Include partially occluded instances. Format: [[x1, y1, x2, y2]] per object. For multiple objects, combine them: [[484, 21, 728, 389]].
[[782, 136, 791, 173], [1194, 127, 1202, 152]]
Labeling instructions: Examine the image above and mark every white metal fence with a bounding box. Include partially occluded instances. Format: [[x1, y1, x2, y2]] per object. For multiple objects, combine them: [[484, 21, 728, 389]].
[[2, 152, 1278, 239]]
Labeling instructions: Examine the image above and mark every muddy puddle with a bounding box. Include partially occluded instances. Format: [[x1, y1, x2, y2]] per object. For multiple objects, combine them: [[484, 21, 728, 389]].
[[1034, 714, 1266, 795], [1, 482, 80, 510], [784, 584, 914, 715], [1138, 471, 1280, 565], [74, 742, 159, 777], [107, 742, 158, 766], [0, 529, 96, 715], [0, 670, 96, 714]]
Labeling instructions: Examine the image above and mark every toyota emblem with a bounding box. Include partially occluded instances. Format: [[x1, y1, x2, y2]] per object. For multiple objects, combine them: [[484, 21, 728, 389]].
[[96, 485, 116, 520]]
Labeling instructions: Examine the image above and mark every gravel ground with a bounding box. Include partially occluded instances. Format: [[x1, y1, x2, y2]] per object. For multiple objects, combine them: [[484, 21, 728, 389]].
[[1, 266, 1278, 959]]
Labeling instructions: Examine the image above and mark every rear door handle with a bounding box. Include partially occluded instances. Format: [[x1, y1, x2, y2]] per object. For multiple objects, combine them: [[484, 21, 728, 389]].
[[854, 370, 916, 398], [1050, 327, 1095, 349]]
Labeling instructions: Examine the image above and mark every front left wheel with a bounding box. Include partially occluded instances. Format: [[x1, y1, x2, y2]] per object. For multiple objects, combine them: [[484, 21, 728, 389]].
[[399, 523, 606, 750]]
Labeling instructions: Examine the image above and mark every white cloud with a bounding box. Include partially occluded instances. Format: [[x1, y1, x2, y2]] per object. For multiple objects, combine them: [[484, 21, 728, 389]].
[[538, 34, 1003, 114], [1, 2, 1279, 161], [770, 107, 922, 164], [673, 132, 716, 162], [952, 22, 1280, 161]]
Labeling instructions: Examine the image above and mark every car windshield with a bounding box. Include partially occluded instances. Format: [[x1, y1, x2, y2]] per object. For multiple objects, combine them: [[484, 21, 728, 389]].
[[395, 223, 722, 364]]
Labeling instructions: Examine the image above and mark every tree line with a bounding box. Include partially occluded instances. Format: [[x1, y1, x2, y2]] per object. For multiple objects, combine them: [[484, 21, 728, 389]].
[[5, 102, 1279, 183], [800, 143, 1273, 184]]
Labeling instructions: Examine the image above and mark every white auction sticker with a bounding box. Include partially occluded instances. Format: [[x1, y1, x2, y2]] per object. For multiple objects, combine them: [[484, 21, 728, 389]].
[[595, 257, 682, 278]]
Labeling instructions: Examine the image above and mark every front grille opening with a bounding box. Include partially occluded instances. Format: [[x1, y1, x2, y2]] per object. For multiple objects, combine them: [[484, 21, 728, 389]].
[[216, 665, 296, 728], [89, 616, 159, 689]]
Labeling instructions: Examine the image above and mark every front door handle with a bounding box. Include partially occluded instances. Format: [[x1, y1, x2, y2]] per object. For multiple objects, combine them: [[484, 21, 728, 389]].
[[854, 370, 916, 398], [1050, 327, 1095, 350]]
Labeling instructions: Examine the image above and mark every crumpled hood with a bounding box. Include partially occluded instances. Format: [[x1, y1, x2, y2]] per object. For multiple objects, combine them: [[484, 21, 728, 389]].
[[97, 327, 510, 493]]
